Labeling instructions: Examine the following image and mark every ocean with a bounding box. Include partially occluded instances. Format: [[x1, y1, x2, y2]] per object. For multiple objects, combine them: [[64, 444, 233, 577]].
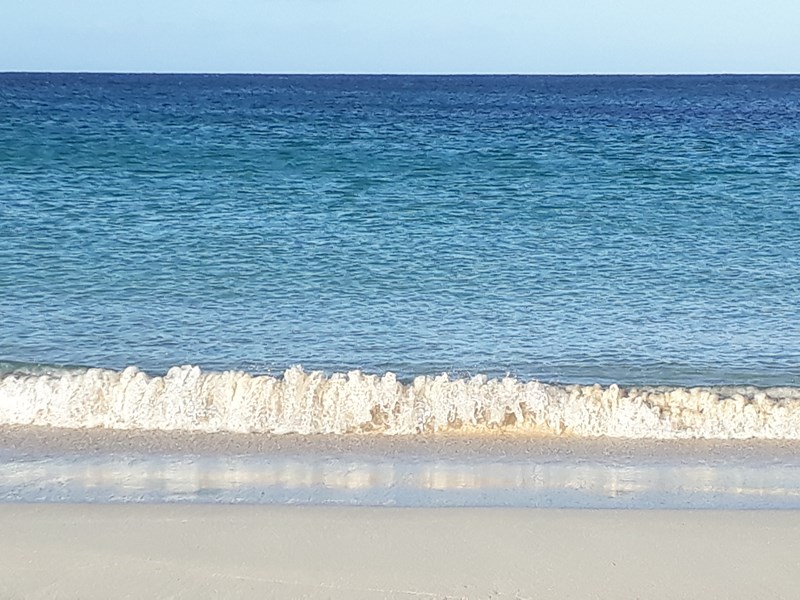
[[2, 74, 800, 506], [3, 73, 800, 383]]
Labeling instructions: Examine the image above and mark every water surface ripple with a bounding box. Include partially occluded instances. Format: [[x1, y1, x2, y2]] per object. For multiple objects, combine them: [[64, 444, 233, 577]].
[[1, 74, 799, 385]]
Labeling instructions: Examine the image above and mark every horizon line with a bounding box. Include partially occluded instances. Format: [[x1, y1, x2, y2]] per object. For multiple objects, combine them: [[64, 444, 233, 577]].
[[2, 70, 799, 77]]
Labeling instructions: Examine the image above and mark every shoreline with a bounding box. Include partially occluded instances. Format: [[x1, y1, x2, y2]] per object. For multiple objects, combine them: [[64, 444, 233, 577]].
[[2, 504, 799, 599], [5, 425, 800, 508], [6, 424, 800, 459]]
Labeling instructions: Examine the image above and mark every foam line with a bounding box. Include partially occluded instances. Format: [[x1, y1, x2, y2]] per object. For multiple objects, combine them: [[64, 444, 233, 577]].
[[2, 365, 799, 438]]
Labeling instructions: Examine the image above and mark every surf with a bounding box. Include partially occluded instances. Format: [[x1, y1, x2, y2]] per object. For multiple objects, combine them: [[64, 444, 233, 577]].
[[2, 365, 799, 439]]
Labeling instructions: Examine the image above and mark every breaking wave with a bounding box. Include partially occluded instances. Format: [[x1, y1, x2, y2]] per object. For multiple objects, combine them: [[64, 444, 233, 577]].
[[2, 365, 800, 439]]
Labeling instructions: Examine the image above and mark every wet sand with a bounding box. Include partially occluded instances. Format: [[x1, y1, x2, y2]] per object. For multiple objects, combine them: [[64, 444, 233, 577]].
[[2, 504, 799, 599], [6, 423, 800, 460]]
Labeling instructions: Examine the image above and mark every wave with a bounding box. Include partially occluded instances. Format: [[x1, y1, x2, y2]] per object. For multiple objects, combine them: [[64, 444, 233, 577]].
[[1, 365, 800, 439]]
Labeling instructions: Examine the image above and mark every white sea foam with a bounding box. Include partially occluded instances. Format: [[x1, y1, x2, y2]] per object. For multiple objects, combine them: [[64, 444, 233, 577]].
[[1, 366, 800, 439]]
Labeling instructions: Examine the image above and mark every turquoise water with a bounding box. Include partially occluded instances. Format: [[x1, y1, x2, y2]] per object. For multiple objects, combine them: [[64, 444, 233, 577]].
[[2, 74, 799, 386]]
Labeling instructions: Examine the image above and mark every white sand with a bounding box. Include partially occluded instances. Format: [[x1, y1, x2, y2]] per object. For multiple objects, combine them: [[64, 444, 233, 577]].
[[2, 505, 799, 599]]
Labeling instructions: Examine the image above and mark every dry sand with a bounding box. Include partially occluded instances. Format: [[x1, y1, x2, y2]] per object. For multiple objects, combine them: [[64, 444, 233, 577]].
[[2, 504, 799, 599]]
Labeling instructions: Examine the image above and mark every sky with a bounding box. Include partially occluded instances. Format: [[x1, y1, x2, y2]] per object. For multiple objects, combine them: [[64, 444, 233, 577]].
[[1, 0, 798, 74]]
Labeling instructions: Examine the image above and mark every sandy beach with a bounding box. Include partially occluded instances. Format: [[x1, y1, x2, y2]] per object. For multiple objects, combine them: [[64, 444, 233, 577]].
[[7, 423, 800, 460], [2, 504, 799, 599]]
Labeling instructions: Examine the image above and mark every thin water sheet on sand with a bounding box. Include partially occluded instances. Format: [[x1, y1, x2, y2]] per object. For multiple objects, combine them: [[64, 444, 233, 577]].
[[3, 426, 800, 508]]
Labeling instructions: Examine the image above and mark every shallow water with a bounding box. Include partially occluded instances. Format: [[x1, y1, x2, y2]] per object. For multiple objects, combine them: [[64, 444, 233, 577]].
[[4, 444, 800, 508], [2, 427, 799, 508]]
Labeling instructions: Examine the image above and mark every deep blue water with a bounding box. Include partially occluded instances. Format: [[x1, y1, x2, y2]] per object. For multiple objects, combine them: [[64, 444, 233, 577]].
[[1, 74, 799, 385]]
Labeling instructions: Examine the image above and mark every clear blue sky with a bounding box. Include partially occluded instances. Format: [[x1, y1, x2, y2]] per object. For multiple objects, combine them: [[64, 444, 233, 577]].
[[2, 0, 798, 73]]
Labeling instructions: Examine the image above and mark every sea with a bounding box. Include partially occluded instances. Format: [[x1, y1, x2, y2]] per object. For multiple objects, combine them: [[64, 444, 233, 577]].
[[1, 73, 800, 507]]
